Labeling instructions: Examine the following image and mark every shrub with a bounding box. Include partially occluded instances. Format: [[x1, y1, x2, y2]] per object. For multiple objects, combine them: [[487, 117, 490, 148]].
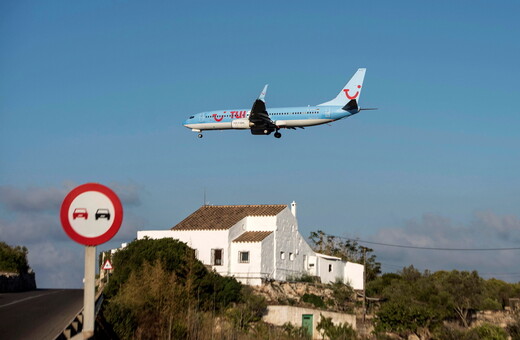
[[0, 242, 29, 273], [469, 323, 508, 340], [317, 314, 357, 340], [103, 238, 243, 339], [302, 293, 326, 308]]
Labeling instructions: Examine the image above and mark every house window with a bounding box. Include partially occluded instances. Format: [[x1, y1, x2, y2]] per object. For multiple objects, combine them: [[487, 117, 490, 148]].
[[280, 251, 285, 260], [289, 253, 295, 261], [211, 249, 223, 266], [239, 251, 249, 263], [328, 264, 333, 272]]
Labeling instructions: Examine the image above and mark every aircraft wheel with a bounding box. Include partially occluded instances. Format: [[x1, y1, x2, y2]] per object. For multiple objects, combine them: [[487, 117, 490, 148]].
[[274, 132, 282, 138], [197, 134, 203, 138]]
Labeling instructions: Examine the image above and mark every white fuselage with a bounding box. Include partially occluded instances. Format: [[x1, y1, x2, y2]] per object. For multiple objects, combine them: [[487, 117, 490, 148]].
[[183, 105, 348, 132]]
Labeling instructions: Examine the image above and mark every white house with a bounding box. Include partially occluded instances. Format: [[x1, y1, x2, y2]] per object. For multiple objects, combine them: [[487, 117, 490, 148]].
[[137, 202, 364, 289]]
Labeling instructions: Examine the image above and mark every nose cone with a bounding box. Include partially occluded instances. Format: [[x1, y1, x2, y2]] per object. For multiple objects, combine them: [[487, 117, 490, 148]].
[[183, 115, 197, 129]]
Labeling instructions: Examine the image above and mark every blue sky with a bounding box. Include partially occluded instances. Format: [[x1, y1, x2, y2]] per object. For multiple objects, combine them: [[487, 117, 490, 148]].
[[1, 1, 520, 288]]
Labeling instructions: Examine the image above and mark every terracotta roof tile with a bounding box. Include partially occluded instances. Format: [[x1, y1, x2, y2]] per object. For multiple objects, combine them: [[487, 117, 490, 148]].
[[233, 231, 273, 243], [171, 204, 287, 231]]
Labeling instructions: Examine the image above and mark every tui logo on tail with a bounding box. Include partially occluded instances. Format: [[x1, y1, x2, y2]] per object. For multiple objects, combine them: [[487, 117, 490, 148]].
[[343, 85, 362, 100]]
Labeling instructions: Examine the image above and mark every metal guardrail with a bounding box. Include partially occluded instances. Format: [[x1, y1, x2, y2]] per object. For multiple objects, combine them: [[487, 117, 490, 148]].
[[55, 291, 104, 340]]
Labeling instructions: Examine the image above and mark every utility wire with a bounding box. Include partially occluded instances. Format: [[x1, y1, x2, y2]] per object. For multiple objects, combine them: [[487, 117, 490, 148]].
[[326, 234, 520, 251]]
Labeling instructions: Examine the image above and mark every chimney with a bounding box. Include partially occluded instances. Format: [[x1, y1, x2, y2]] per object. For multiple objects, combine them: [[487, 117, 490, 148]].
[[290, 201, 297, 217]]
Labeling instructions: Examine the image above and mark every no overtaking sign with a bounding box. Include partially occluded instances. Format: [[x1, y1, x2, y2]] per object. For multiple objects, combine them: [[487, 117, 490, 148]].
[[60, 183, 123, 246]]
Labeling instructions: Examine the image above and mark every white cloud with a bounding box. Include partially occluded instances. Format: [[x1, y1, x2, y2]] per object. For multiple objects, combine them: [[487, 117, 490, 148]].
[[0, 182, 146, 288], [369, 212, 520, 281], [0, 185, 68, 213], [28, 242, 84, 288]]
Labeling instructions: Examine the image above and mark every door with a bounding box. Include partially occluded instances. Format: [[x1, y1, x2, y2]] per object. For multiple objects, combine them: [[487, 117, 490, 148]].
[[324, 108, 331, 118], [302, 314, 313, 338]]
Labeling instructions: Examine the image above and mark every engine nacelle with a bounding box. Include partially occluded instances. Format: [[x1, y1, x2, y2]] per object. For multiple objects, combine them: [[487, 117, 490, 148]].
[[274, 120, 287, 127], [231, 119, 251, 129]]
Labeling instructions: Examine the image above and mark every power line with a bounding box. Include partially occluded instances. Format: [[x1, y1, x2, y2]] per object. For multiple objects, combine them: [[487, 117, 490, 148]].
[[328, 234, 520, 251]]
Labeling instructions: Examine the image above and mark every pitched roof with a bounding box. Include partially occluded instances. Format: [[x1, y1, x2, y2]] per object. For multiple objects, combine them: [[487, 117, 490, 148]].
[[233, 231, 273, 243], [171, 204, 287, 231]]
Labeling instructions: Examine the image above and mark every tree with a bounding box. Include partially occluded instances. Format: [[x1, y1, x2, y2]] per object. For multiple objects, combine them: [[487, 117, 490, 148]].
[[0, 241, 29, 273], [375, 300, 440, 339], [434, 270, 484, 327], [103, 238, 244, 339]]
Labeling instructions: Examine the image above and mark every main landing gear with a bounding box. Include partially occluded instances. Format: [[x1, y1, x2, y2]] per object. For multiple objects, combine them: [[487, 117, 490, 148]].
[[197, 133, 203, 138]]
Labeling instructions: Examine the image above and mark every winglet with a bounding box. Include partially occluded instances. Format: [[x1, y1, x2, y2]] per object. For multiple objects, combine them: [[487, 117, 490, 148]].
[[258, 84, 268, 102]]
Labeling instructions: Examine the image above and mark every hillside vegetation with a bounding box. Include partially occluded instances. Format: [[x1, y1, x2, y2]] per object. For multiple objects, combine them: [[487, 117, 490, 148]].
[[368, 266, 520, 339], [102, 238, 308, 340], [101, 238, 520, 340]]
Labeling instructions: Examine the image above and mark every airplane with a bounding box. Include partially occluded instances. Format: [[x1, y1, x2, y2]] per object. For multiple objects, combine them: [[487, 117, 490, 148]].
[[183, 68, 374, 138]]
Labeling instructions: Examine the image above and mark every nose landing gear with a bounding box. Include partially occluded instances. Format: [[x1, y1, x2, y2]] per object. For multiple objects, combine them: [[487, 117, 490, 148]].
[[197, 133, 203, 138], [274, 131, 281, 138]]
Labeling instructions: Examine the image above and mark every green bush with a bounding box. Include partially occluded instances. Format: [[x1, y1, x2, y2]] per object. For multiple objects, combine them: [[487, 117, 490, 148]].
[[480, 297, 502, 310], [469, 323, 508, 340], [317, 314, 357, 340], [226, 286, 267, 331], [302, 293, 326, 308], [103, 238, 244, 339], [0, 242, 29, 273]]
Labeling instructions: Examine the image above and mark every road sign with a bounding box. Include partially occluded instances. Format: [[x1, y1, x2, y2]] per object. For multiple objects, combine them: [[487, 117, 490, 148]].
[[60, 183, 123, 246], [103, 259, 113, 270]]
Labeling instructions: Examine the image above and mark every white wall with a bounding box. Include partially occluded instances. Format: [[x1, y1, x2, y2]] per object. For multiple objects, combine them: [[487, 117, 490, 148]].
[[245, 216, 277, 231], [137, 230, 173, 240], [344, 262, 364, 290], [316, 255, 344, 284], [230, 241, 263, 285], [260, 233, 275, 281]]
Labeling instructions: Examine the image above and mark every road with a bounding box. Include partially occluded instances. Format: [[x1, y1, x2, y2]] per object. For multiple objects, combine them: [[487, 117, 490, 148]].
[[0, 289, 83, 340]]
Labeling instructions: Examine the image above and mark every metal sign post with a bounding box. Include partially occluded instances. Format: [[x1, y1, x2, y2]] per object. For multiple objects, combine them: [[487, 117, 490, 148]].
[[60, 183, 123, 339], [102, 259, 113, 284], [84, 246, 96, 337]]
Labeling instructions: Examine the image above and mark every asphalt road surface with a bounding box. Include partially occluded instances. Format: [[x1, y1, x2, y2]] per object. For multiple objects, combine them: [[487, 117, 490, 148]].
[[0, 289, 83, 340]]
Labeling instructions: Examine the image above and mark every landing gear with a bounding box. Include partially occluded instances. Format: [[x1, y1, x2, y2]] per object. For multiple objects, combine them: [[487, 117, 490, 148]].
[[197, 133, 203, 138], [274, 132, 282, 139]]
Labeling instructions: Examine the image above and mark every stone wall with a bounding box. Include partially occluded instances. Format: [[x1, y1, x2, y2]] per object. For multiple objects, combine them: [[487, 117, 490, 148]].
[[0, 271, 37, 292], [474, 309, 517, 328]]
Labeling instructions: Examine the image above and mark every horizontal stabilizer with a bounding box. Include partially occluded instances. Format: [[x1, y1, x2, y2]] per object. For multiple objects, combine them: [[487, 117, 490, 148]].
[[343, 99, 359, 113]]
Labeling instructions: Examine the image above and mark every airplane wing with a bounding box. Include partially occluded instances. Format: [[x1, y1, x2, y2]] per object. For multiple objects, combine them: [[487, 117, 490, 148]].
[[249, 85, 277, 135]]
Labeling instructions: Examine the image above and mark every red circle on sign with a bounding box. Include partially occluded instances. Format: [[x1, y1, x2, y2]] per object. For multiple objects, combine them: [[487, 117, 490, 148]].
[[60, 183, 123, 246]]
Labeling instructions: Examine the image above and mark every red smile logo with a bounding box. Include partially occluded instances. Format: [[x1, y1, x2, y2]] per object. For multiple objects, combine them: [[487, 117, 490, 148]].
[[343, 85, 362, 100], [213, 113, 224, 122]]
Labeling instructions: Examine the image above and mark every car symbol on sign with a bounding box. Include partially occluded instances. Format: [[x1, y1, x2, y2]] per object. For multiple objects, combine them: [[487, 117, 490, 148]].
[[73, 208, 88, 220], [95, 209, 111, 221]]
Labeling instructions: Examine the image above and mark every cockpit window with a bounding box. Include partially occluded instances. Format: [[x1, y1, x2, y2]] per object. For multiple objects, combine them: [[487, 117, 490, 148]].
[[189, 116, 194, 119]]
